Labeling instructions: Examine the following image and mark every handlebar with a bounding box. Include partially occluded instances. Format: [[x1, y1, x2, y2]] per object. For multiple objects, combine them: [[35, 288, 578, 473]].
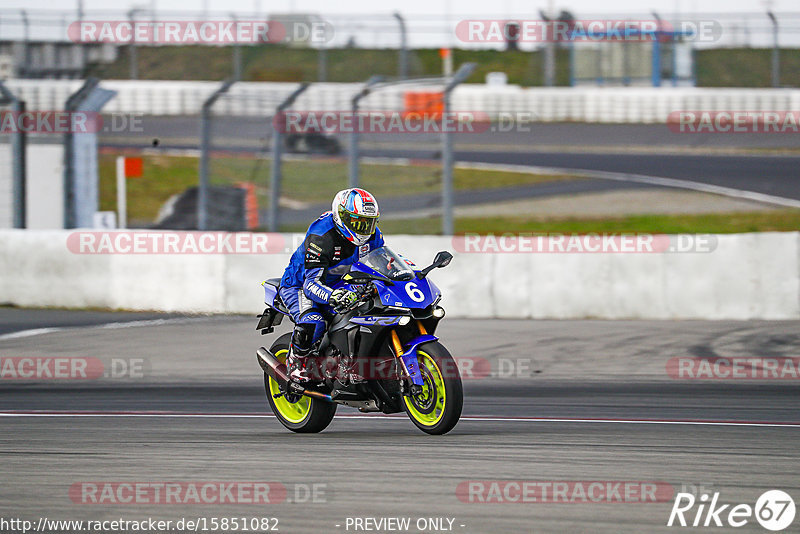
[[338, 281, 377, 314]]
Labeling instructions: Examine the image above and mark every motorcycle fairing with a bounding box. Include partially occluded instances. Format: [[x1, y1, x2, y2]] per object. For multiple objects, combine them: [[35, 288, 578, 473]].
[[401, 334, 438, 386]]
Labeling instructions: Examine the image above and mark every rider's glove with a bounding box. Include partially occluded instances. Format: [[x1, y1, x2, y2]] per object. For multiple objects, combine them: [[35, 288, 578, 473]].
[[329, 288, 359, 312]]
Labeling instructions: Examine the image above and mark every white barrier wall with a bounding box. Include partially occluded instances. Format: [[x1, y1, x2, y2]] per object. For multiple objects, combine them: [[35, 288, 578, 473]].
[[0, 230, 798, 320], [26, 143, 64, 230], [6, 79, 800, 123]]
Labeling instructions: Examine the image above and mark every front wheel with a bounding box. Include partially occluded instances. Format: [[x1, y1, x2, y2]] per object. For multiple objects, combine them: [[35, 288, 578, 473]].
[[403, 342, 463, 435], [264, 337, 337, 433]]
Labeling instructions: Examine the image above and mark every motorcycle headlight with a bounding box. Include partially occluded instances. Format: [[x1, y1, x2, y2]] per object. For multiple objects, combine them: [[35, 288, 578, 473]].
[[398, 316, 412, 325], [433, 307, 445, 318]]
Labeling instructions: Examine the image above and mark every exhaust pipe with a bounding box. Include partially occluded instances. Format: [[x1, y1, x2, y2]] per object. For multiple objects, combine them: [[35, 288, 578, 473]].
[[256, 346, 288, 383], [256, 347, 333, 403]]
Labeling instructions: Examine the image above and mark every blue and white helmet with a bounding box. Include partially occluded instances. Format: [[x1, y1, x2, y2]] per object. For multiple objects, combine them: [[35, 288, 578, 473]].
[[331, 188, 380, 246]]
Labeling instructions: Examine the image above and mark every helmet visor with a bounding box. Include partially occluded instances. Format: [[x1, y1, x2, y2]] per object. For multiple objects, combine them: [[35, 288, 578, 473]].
[[338, 205, 378, 236]]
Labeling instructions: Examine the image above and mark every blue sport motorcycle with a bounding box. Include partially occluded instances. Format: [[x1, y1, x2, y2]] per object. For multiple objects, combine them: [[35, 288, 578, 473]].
[[255, 247, 462, 435]]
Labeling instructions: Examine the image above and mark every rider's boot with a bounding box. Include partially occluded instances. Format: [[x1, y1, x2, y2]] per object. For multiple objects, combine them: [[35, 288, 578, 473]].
[[287, 344, 313, 383]]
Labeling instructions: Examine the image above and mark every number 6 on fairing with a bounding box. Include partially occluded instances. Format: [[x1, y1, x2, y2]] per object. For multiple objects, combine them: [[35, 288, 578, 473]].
[[405, 282, 425, 302]]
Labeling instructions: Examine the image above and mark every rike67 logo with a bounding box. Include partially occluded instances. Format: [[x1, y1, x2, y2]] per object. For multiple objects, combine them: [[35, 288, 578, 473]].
[[668, 490, 796, 531]]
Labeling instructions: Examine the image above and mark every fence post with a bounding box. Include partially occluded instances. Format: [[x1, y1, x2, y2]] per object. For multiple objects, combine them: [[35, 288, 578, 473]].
[[348, 75, 385, 189], [269, 83, 310, 232], [767, 12, 780, 88], [20, 10, 30, 77], [441, 63, 476, 236], [393, 12, 409, 79], [127, 8, 143, 79], [231, 12, 243, 81], [63, 78, 116, 229], [442, 63, 478, 235], [318, 46, 327, 82], [198, 79, 234, 231], [541, 3, 556, 87], [0, 82, 26, 228]]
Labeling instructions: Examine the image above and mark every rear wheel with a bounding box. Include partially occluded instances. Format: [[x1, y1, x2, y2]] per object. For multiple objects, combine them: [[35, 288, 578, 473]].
[[403, 342, 462, 435], [264, 337, 336, 433]]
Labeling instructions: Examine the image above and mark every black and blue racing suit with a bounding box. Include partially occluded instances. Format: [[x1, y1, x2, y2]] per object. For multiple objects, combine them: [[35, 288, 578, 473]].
[[279, 211, 384, 355]]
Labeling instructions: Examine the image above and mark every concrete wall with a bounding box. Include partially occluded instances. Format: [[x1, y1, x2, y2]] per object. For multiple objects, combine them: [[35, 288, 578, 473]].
[[26, 143, 64, 229], [6, 79, 800, 123], [0, 230, 797, 319], [0, 142, 64, 230]]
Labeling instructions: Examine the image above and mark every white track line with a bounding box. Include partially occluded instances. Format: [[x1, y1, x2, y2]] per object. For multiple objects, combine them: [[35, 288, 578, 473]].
[[1, 412, 798, 428], [363, 157, 800, 210], [453, 161, 800, 210], [584, 169, 800, 210], [0, 327, 64, 340], [0, 317, 216, 342]]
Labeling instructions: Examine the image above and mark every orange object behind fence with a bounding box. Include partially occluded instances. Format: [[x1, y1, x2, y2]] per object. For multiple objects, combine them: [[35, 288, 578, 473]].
[[124, 157, 143, 178], [403, 91, 444, 120], [238, 182, 259, 230]]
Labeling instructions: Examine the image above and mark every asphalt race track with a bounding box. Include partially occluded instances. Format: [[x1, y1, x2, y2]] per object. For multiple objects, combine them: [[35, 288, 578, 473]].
[[361, 148, 800, 202], [1, 309, 799, 533]]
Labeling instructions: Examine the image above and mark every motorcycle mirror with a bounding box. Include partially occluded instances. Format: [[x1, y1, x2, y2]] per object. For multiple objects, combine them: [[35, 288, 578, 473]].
[[417, 251, 453, 279], [433, 251, 453, 268]]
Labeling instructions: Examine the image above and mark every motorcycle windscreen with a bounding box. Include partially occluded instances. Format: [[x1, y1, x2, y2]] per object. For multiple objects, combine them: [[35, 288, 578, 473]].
[[360, 246, 415, 281]]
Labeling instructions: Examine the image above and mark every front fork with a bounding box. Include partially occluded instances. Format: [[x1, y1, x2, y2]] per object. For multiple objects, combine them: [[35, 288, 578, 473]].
[[390, 322, 438, 394]]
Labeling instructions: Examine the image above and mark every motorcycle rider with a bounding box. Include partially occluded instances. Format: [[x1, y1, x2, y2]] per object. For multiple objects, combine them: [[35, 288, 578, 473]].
[[278, 188, 383, 382]]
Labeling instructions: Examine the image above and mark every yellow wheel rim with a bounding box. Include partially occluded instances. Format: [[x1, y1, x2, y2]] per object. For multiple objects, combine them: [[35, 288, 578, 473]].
[[403, 350, 446, 427], [268, 349, 312, 424]]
